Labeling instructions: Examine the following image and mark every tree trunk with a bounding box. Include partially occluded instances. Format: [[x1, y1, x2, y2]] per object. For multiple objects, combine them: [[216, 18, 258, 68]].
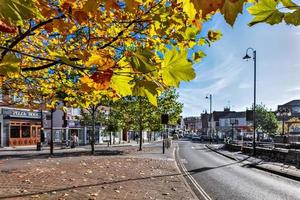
[[122, 128, 128, 142], [139, 98, 143, 151], [109, 132, 112, 146], [91, 107, 96, 155], [50, 109, 54, 155]]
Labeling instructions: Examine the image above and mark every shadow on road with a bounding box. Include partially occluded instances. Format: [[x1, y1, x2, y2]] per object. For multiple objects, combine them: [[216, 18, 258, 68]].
[[0, 150, 125, 161], [188, 156, 251, 175]]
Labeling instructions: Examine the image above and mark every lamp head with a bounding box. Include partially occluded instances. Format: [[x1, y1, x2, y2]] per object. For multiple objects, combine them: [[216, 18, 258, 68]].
[[243, 53, 251, 60]]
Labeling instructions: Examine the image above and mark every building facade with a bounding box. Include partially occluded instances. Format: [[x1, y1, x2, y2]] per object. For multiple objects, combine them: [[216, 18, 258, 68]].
[[278, 100, 300, 134], [183, 116, 202, 132], [0, 107, 48, 147]]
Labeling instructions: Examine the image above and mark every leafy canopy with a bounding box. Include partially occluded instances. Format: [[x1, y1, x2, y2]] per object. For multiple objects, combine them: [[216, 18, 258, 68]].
[[0, 0, 299, 108]]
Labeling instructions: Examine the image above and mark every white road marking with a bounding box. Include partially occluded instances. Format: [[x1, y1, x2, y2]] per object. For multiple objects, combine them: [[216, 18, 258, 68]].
[[181, 159, 188, 164], [176, 145, 212, 200]]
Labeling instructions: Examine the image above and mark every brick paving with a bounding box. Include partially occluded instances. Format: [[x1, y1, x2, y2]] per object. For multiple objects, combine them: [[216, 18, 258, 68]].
[[0, 145, 195, 200]]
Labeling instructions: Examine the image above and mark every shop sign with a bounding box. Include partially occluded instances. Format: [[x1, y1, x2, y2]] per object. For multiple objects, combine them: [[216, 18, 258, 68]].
[[3, 109, 41, 119]]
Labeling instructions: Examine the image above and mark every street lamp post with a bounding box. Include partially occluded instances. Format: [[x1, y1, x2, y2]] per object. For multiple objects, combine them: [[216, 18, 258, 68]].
[[243, 47, 256, 156], [276, 108, 291, 135], [206, 94, 212, 144]]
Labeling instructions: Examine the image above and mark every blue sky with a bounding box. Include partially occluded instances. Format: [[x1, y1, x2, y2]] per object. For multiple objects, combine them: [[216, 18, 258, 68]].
[[179, 7, 300, 117]]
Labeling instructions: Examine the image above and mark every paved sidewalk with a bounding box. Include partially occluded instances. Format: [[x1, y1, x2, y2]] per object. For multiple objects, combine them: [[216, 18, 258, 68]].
[[206, 144, 300, 181], [0, 141, 160, 159], [0, 143, 197, 200]]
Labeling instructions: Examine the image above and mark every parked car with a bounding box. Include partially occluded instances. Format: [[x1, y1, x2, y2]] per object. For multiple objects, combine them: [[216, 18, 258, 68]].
[[192, 135, 201, 141]]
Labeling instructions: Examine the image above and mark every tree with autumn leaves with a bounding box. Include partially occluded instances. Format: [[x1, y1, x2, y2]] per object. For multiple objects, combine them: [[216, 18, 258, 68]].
[[0, 0, 300, 153], [1, 0, 300, 106]]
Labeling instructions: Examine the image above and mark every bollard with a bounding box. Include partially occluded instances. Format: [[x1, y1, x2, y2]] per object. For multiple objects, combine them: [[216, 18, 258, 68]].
[[36, 142, 42, 151]]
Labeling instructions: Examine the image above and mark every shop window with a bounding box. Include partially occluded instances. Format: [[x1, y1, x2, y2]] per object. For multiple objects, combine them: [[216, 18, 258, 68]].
[[10, 126, 20, 138], [32, 127, 37, 137], [21, 126, 31, 138]]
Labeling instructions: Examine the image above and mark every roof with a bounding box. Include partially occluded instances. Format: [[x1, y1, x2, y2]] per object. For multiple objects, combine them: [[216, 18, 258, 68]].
[[281, 100, 300, 106], [212, 111, 234, 121], [221, 112, 246, 119]]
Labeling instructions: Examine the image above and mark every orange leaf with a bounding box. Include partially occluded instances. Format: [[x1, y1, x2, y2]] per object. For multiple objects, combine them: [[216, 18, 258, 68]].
[[105, 0, 120, 11], [91, 69, 113, 90], [0, 20, 16, 33], [192, 19, 202, 30], [73, 10, 89, 24], [191, 0, 225, 17]]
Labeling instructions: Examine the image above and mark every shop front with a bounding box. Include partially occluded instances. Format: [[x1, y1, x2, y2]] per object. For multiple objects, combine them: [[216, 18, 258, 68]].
[[1, 108, 42, 147]]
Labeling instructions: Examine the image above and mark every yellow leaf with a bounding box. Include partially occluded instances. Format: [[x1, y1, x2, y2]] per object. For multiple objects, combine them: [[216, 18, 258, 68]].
[[0, 54, 20, 76], [85, 50, 115, 70]]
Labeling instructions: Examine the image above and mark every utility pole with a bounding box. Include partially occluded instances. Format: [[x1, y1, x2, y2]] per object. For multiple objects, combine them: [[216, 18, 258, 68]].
[[206, 94, 212, 144]]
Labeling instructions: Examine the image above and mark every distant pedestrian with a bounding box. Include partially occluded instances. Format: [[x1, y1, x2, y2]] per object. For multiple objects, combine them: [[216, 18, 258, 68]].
[[71, 133, 77, 148], [74, 134, 79, 146]]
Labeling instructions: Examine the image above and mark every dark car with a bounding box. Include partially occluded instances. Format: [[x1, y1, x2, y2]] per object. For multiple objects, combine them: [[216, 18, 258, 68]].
[[192, 135, 201, 141]]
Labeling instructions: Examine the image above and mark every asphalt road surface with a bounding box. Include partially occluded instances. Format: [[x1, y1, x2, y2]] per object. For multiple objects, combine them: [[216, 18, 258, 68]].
[[176, 140, 300, 200]]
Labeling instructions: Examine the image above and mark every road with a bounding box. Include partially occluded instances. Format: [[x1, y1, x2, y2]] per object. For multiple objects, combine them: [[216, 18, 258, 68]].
[[176, 140, 300, 200]]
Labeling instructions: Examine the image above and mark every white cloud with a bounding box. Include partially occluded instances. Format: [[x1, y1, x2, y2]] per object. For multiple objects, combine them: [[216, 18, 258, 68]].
[[288, 87, 300, 92]]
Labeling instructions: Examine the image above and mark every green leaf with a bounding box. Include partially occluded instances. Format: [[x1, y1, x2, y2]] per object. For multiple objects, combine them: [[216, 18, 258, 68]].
[[183, 26, 199, 40], [161, 48, 195, 87], [111, 68, 133, 96], [193, 51, 206, 62], [281, 0, 298, 8], [248, 0, 284, 26], [221, 0, 246, 26], [284, 9, 300, 25], [129, 49, 155, 73], [207, 30, 222, 42], [133, 81, 159, 106], [0, 0, 42, 26], [0, 54, 20, 76]]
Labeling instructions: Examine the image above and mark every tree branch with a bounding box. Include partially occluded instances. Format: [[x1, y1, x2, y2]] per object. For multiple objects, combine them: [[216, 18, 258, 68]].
[[0, 15, 65, 61], [22, 61, 59, 72], [0, 45, 56, 62], [98, 1, 162, 50]]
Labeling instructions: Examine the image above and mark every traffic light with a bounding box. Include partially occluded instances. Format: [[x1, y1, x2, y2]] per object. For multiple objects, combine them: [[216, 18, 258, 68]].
[[161, 114, 169, 124], [246, 110, 253, 121]]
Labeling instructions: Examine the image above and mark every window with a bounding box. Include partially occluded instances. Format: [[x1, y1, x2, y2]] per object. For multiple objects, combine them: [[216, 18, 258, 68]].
[[32, 127, 36, 137], [10, 126, 20, 138], [21, 126, 31, 138], [46, 114, 51, 120]]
